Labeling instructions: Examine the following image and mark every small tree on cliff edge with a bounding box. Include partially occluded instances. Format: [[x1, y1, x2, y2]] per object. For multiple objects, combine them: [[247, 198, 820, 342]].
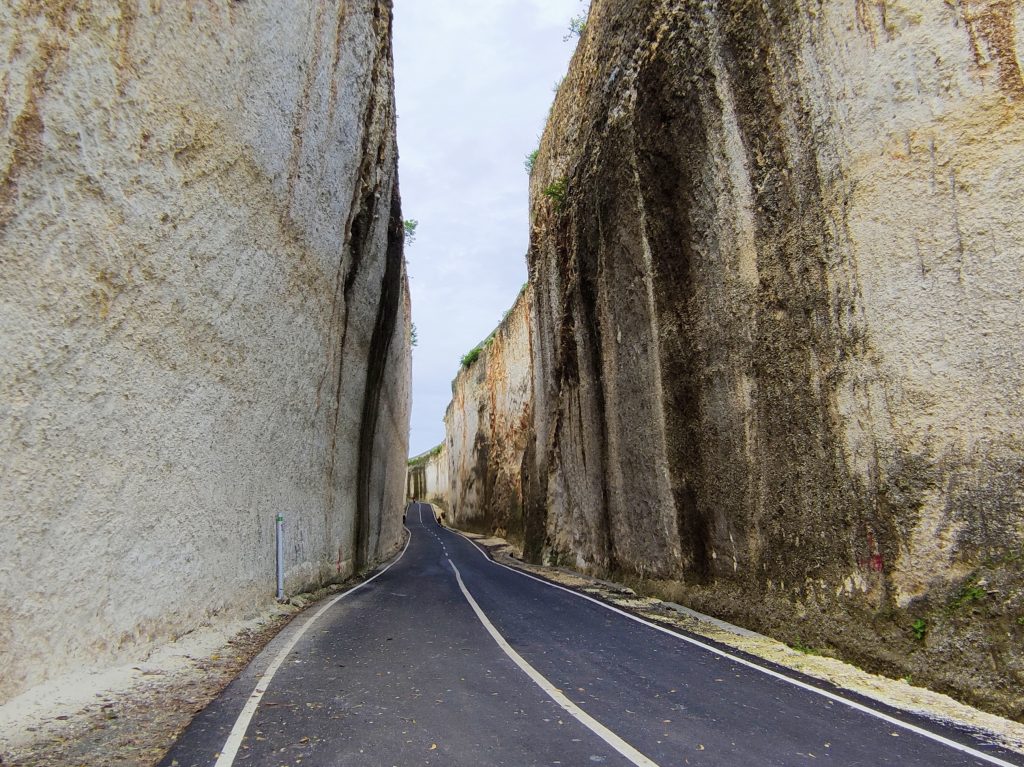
[[564, 13, 587, 41]]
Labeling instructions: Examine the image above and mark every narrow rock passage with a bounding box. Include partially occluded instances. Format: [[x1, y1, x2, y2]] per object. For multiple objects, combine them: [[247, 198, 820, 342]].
[[160, 506, 628, 767], [162, 504, 1023, 767]]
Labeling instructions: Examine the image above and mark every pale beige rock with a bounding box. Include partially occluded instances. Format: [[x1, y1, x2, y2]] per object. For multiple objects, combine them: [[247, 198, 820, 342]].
[[444, 0, 1024, 718], [406, 443, 449, 512], [0, 0, 410, 705], [443, 287, 534, 547]]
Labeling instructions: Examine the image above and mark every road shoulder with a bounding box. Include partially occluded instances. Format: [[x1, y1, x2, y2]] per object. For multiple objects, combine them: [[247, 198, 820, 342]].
[[444, 523, 1024, 758], [0, 535, 410, 767]]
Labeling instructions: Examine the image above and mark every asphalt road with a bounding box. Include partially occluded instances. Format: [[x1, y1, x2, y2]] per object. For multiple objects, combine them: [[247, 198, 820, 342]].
[[161, 502, 1023, 767]]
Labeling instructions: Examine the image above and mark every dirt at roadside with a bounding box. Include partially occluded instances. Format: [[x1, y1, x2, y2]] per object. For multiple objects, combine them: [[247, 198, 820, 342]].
[[0, 580, 361, 767], [2, 615, 294, 767], [461, 531, 1024, 758]]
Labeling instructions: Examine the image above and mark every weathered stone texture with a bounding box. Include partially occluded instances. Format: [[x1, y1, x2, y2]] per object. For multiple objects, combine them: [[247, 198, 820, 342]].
[[406, 444, 450, 512], [0, 0, 410, 704], [445, 0, 1023, 717], [444, 287, 534, 544]]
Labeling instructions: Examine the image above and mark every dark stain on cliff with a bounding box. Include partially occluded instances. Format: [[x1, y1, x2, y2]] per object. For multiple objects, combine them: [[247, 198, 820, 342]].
[[455, 0, 1024, 720], [631, 6, 714, 582], [963, 0, 1024, 99], [323, 0, 390, 528], [520, 431, 545, 562], [354, 177, 404, 569]]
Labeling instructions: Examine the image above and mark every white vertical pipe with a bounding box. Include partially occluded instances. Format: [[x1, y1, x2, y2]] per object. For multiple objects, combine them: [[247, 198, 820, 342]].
[[275, 514, 285, 601]]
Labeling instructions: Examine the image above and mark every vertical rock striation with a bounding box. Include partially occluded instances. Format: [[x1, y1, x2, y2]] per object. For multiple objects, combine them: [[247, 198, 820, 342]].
[[445, 287, 534, 546], [448, 0, 1024, 717], [0, 0, 410, 704], [406, 443, 450, 513]]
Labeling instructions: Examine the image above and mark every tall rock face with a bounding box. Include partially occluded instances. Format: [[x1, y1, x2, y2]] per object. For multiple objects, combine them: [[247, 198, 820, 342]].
[[521, 0, 1024, 716], [445, 287, 534, 546], [406, 444, 450, 512], [0, 1, 410, 704]]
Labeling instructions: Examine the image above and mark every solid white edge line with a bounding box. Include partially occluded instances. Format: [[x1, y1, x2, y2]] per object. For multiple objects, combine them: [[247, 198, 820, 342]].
[[441, 523, 1021, 767], [447, 558, 660, 767], [213, 531, 412, 767]]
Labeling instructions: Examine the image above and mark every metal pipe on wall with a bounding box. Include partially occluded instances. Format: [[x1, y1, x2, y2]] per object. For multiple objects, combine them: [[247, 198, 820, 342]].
[[275, 514, 285, 601]]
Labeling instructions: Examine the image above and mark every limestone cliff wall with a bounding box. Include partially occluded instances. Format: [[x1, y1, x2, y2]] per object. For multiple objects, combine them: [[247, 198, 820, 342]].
[[0, 0, 410, 704], [519, 0, 1024, 717], [444, 287, 534, 545], [406, 444, 449, 511]]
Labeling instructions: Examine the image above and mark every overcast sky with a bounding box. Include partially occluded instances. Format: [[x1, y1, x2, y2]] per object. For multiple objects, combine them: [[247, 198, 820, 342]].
[[393, 0, 584, 457]]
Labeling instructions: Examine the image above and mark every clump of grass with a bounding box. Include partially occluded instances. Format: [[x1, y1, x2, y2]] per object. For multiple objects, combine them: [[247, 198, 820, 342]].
[[952, 582, 986, 608], [911, 618, 927, 641], [461, 344, 484, 368], [564, 13, 587, 41], [542, 176, 568, 210], [403, 219, 418, 245], [524, 149, 539, 174], [790, 640, 820, 655], [460, 330, 497, 369]]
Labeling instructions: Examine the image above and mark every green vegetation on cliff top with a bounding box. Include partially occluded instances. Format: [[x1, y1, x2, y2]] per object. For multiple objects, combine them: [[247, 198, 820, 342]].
[[403, 219, 418, 245], [524, 149, 539, 174], [407, 443, 443, 467], [461, 329, 497, 369]]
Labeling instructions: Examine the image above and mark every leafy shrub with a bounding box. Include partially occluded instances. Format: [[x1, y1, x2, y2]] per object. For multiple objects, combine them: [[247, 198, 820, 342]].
[[461, 344, 484, 368], [542, 176, 568, 210], [524, 149, 539, 174], [911, 618, 927, 641], [564, 13, 587, 41], [403, 219, 418, 245], [460, 330, 497, 369]]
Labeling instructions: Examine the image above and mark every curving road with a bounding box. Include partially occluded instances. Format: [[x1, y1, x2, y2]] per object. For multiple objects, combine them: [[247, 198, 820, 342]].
[[161, 502, 1023, 767]]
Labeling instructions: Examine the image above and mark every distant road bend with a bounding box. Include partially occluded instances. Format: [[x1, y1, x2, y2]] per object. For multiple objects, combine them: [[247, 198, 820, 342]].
[[162, 503, 1024, 767]]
